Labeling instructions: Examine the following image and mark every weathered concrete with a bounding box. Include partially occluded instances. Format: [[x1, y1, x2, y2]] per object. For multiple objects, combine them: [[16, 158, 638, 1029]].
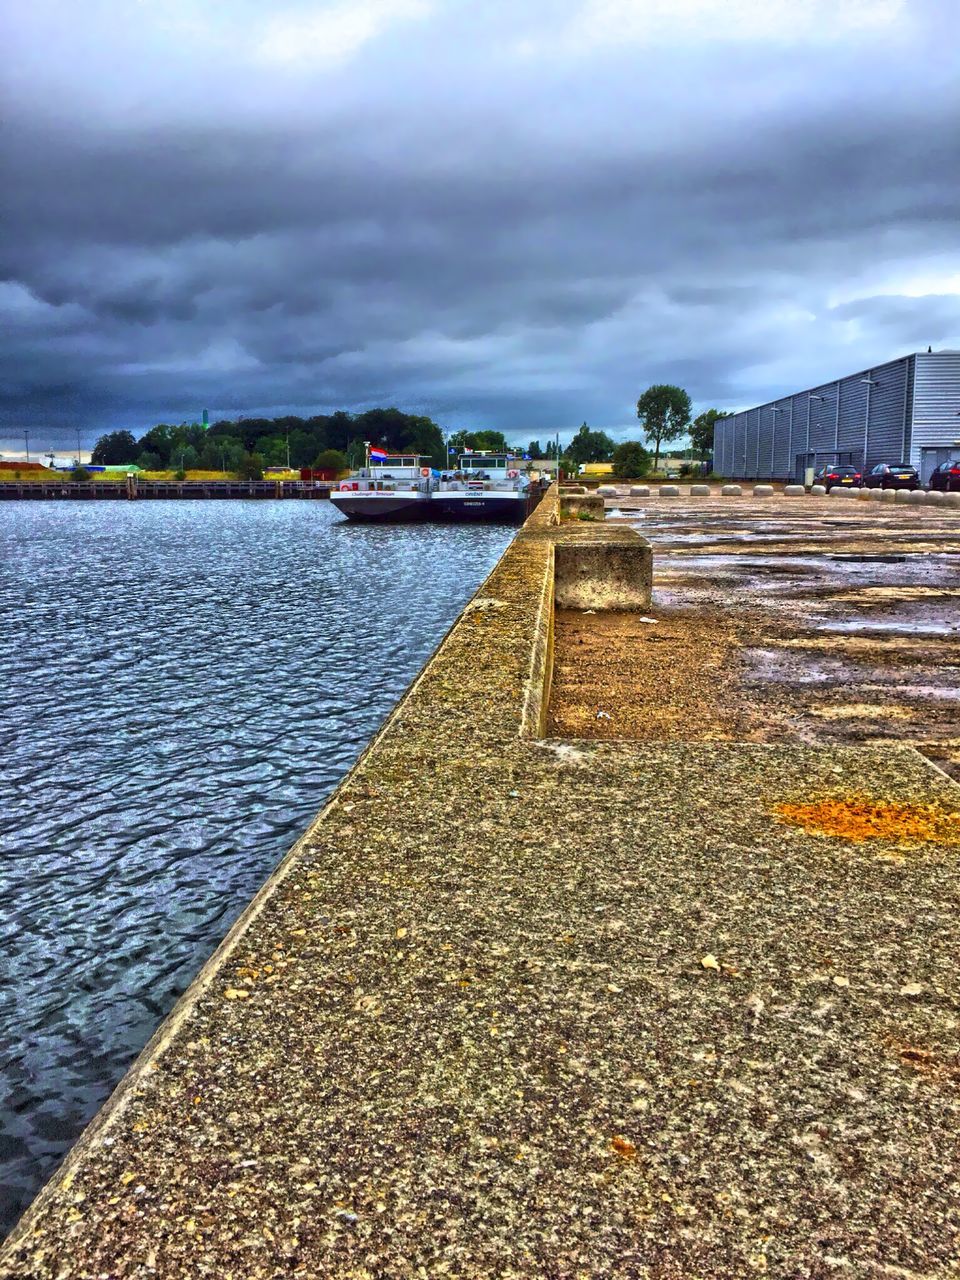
[[925, 489, 944, 504], [4, 487, 960, 1278], [554, 535, 652, 611], [866, 488, 883, 500], [559, 484, 588, 495], [810, 484, 827, 496], [856, 486, 873, 500], [629, 485, 650, 496], [895, 489, 912, 503], [881, 488, 897, 503], [658, 484, 680, 497], [945, 491, 960, 508], [559, 493, 604, 521], [596, 484, 618, 496], [908, 490, 926, 505], [752, 484, 774, 497], [720, 484, 742, 496], [783, 484, 805, 496], [689, 484, 711, 496]]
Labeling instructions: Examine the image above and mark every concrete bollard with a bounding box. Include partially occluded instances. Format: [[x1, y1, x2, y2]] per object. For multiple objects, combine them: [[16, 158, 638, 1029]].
[[629, 485, 650, 496], [721, 484, 742, 496], [554, 536, 652, 610], [880, 489, 897, 503], [783, 484, 806, 496], [894, 489, 912, 503], [867, 488, 883, 501], [559, 494, 605, 521], [689, 484, 712, 496], [943, 492, 960, 508], [925, 490, 944, 504], [856, 487, 872, 500], [659, 485, 681, 497], [753, 485, 774, 497], [597, 485, 618, 496], [829, 487, 852, 498], [559, 484, 588, 495], [810, 484, 827, 496], [907, 490, 926, 505]]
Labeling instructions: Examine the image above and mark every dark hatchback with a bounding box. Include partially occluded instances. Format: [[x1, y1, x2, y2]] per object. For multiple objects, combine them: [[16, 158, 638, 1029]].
[[814, 464, 862, 491], [929, 460, 960, 492], [864, 463, 920, 490]]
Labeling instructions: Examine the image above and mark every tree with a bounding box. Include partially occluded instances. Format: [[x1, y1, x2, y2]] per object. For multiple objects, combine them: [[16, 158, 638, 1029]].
[[527, 440, 544, 459], [237, 452, 264, 481], [636, 385, 691, 470], [567, 422, 615, 465], [136, 450, 162, 472], [311, 448, 348, 474], [611, 441, 652, 479], [689, 408, 729, 457], [91, 430, 138, 465]]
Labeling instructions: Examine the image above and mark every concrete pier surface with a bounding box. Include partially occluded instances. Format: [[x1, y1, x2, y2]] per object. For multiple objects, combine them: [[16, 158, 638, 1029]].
[[3, 490, 960, 1277]]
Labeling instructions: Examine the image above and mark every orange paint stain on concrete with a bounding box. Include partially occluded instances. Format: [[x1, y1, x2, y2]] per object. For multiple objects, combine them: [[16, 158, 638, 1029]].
[[774, 795, 960, 847]]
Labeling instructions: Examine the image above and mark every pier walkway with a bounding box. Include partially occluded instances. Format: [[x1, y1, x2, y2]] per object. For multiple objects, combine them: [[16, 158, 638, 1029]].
[[3, 489, 959, 1277]]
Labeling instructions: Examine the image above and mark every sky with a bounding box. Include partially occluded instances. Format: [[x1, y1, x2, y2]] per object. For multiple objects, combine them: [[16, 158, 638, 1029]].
[[3, 0, 959, 455]]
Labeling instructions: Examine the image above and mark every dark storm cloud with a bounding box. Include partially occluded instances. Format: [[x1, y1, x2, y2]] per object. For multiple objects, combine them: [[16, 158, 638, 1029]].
[[3, 0, 960, 453]]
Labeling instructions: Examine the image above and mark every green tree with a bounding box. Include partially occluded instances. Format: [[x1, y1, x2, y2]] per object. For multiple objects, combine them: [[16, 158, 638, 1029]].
[[689, 408, 729, 457], [567, 422, 615, 465], [311, 448, 348, 474], [636, 385, 692, 470], [611, 441, 652, 479], [70, 466, 92, 482], [237, 452, 264, 481], [91, 430, 138, 465], [136, 450, 162, 471]]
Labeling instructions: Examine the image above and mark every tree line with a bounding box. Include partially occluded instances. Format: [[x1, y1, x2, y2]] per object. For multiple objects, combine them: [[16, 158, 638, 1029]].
[[89, 388, 730, 480]]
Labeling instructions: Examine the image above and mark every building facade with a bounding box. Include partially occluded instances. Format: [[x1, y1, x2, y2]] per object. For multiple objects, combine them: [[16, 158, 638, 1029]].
[[714, 350, 960, 483]]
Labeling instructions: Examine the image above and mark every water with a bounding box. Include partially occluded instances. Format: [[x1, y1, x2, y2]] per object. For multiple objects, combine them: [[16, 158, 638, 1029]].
[[0, 501, 514, 1237]]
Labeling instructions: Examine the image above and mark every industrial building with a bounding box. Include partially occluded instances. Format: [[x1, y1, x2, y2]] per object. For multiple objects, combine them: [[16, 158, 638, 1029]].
[[714, 349, 960, 484]]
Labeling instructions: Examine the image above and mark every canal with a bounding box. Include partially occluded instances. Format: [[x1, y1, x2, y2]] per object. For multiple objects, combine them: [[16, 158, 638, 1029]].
[[0, 501, 514, 1236]]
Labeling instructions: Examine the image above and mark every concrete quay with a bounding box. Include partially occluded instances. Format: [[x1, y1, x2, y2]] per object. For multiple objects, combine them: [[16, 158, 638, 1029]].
[[3, 490, 960, 1278]]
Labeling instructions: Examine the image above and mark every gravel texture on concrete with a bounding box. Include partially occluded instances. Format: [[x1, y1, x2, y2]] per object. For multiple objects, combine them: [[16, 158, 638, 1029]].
[[3, 492, 959, 1279]]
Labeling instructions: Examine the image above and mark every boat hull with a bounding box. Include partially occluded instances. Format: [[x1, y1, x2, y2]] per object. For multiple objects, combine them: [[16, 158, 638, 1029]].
[[430, 495, 528, 523], [329, 494, 431, 522]]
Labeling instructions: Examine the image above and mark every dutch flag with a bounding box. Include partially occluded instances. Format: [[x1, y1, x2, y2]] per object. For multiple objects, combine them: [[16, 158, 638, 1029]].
[[369, 445, 388, 461]]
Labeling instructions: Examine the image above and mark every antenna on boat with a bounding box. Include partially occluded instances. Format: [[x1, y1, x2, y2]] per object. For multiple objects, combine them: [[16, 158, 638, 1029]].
[[364, 440, 371, 477]]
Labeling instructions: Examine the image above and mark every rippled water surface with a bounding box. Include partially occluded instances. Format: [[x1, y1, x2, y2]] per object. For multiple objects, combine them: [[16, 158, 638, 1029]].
[[0, 501, 514, 1236]]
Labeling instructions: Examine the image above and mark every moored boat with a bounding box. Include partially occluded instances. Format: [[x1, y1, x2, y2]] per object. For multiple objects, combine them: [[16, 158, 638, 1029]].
[[329, 453, 433, 522]]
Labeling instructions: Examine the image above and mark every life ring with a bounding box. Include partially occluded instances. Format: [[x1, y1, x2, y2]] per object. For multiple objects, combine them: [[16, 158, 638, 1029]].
[[420, 467, 431, 477], [507, 468, 519, 479], [339, 481, 352, 491]]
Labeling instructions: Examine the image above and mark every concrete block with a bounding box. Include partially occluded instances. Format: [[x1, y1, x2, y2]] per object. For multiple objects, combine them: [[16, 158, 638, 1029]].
[[907, 490, 926, 505], [689, 484, 712, 496], [597, 485, 618, 496], [659, 485, 681, 497], [894, 489, 913, 503], [554, 536, 652, 611], [943, 492, 960, 508], [809, 484, 827, 496], [559, 484, 588, 495], [856, 487, 872, 500], [629, 485, 650, 497], [880, 489, 897, 503], [829, 487, 853, 498], [721, 484, 742, 496], [559, 494, 605, 521], [867, 489, 883, 501], [783, 485, 806, 497], [925, 490, 944, 504], [752, 485, 774, 497]]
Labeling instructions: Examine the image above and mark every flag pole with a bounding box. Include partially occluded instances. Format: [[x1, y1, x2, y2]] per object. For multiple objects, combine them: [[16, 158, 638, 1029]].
[[364, 439, 370, 488]]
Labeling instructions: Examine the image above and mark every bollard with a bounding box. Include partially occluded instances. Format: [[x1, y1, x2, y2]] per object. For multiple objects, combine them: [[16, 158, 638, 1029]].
[[629, 485, 650, 497], [659, 485, 681, 497], [810, 484, 827, 496], [689, 484, 712, 496], [721, 484, 742, 496], [880, 489, 897, 503], [867, 489, 883, 501], [925, 490, 944, 504], [753, 485, 774, 497], [907, 490, 926, 505], [856, 487, 872, 500], [597, 485, 618, 496], [829, 487, 853, 498], [783, 484, 805, 496], [943, 492, 960, 508]]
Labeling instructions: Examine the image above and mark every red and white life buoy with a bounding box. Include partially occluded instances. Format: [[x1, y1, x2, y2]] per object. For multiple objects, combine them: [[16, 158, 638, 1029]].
[[420, 467, 431, 477], [507, 468, 519, 479], [340, 481, 352, 491]]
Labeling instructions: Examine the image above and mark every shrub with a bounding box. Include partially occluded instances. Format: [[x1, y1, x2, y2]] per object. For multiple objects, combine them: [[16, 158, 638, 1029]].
[[611, 441, 652, 479]]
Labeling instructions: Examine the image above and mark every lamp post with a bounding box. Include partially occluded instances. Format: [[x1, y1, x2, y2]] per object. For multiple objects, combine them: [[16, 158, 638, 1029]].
[[24, 429, 30, 464], [860, 376, 878, 473]]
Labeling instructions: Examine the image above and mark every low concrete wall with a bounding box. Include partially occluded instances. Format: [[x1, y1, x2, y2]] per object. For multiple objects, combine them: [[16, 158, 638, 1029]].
[[559, 493, 605, 520], [553, 535, 652, 612]]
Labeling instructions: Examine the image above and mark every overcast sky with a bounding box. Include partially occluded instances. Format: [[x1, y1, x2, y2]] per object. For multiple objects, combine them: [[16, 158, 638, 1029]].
[[3, 0, 959, 453]]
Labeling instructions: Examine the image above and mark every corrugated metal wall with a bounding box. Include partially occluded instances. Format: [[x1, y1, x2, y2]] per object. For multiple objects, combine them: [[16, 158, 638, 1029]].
[[711, 354, 928, 479], [910, 351, 960, 479]]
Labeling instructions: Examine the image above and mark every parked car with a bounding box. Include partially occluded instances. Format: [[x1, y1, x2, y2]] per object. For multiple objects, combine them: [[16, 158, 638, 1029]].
[[863, 463, 920, 491], [929, 460, 960, 492], [814, 464, 862, 491]]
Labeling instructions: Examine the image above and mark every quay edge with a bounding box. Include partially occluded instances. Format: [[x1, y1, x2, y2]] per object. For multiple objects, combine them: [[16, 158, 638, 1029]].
[[3, 488, 960, 1277]]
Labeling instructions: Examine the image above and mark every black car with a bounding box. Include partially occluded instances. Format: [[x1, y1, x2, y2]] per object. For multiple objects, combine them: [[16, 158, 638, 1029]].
[[814, 464, 862, 491], [864, 462, 919, 491], [929, 460, 960, 492]]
